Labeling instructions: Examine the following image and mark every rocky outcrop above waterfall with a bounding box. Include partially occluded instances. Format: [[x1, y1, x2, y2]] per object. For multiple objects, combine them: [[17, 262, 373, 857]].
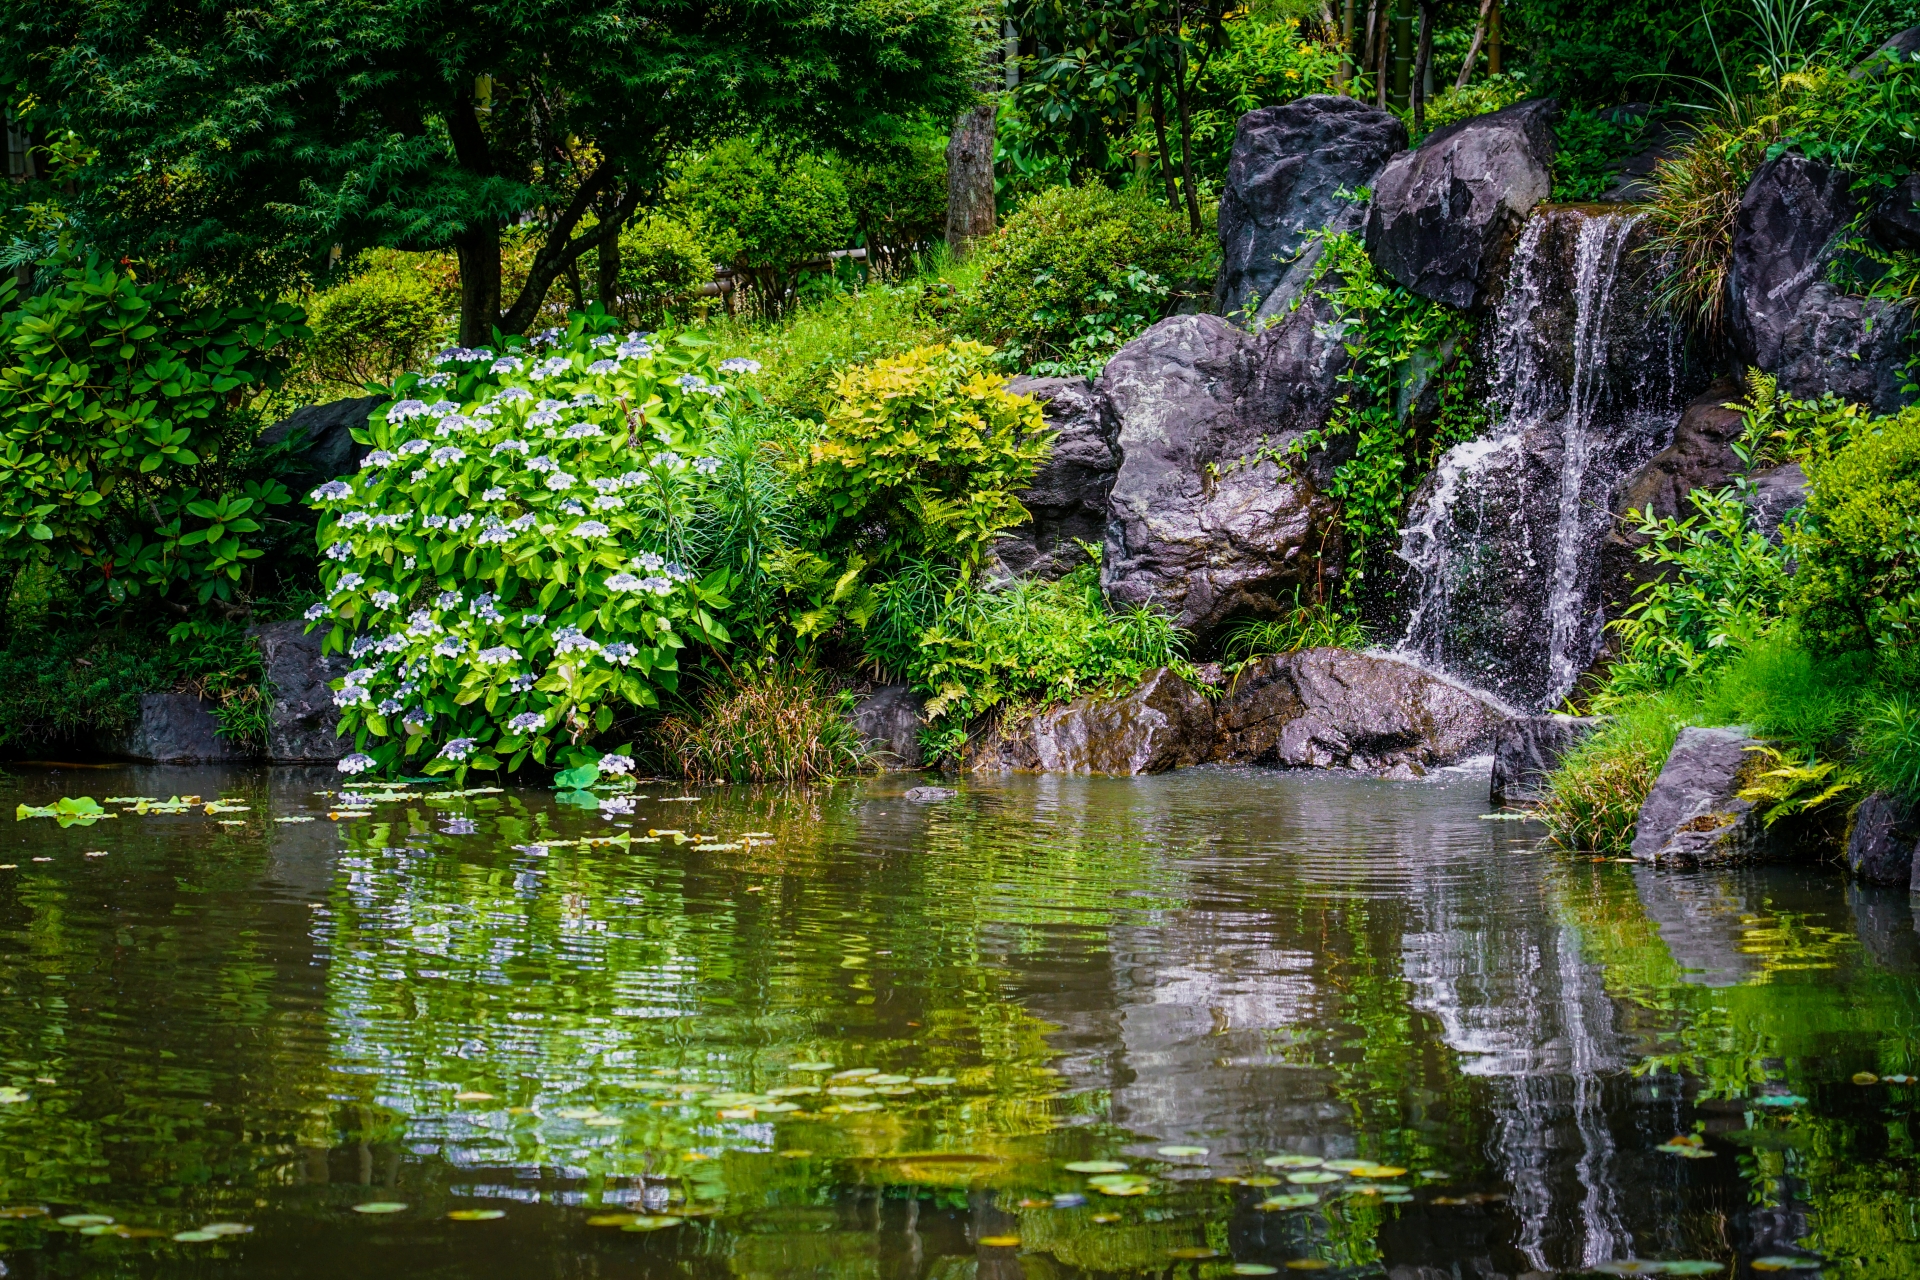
[[849, 683, 926, 771], [993, 375, 1119, 580], [1847, 792, 1918, 887], [1098, 313, 1345, 638], [1631, 726, 1781, 865], [1364, 98, 1557, 310], [1489, 715, 1604, 805], [1214, 95, 1407, 325], [969, 667, 1216, 775], [1214, 649, 1508, 772], [1729, 153, 1915, 413]]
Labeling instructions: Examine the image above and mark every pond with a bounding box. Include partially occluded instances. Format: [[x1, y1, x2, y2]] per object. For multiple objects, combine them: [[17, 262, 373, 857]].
[[0, 763, 1915, 1278]]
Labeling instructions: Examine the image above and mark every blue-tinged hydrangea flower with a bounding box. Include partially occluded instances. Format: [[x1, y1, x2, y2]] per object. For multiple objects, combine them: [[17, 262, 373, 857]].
[[337, 752, 376, 774], [474, 403, 500, 417], [337, 511, 370, 529], [412, 469, 428, 483], [371, 590, 400, 609], [508, 513, 538, 532], [362, 450, 396, 469], [476, 644, 521, 666], [606, 573, 643, 592], [617, 338, 653, 359], [325, 541, 356, 562], [420, 371, 454, 388], [403, 707, 429, 731], [719, 357, 762, 374], [532, 326, 566, 348], [343, 667, 377, 687], [438, 737, 478, 761], [602, 642, 638, 666], [492, 438, 529, 456], [434, 414, 475, 437], [398, 438, 431, 456], [529, 356, 571, 380], [592, 495, 624, 511], [529, 408, 562, 427], [377, 697, 403, 716], [522, 613, 546, 627], [536, 398, 567, 412], [552, 626, 601, 655], [572, 392, 601, 407], [599, 795, 636, 816], [600, 753, 635, 775], [509, 673, 537, 693], [675, 374, 706, 391], [304, 602, 330, 621], [472, 595, 504, 623], [426, 399, 459, 415], [375, 633, 408, 655], [490, 356, 524, 374], [545, 471, 576, 491], [433, 346, 492, 364], [481, 486, 507, 502], [333, 684, 374, 709], [436, 590, 462, 608], [349, 636, 379, 658], [422, 515, 449, 529], [587, 359, 619, 375], [525, 454, 559, 473], [619, 470, 646, 489], [649, 451, 682, 469], [591, 334, 616, 349], [589, 476, 621, 494], [507, 711, 546, 733], [494, 386, 533, 403], [562, 422, 602, 439], [559, 498, 587, 516], [448, 513, 475, 532], [697, 384, 726, 398], [407, 609, 440, 637], [635, 552, 665, 571], [311, 479, 353, 502], [429, 446, 466, 466], [640, 576, 674, 595], [433, 637, 463, 658], [693, 456, 722, 476], [388, 399, 430, 422], [478, 524, 514, 546]]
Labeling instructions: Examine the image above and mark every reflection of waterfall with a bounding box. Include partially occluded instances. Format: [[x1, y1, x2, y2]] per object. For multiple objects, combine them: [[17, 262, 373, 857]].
[[1396, 208, 1690, 711]]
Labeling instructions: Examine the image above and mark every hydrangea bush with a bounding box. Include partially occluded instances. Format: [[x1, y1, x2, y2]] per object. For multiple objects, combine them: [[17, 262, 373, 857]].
[[310, 317, 749, 779]]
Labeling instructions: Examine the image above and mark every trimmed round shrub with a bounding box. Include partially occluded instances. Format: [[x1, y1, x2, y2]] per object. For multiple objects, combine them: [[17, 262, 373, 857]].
[[679, 138, 854, 315], [965, 184, 1201, 368], [615, 213, 716, 320], [842, 133, 948, 275], [1790, 406, 1920, 654], [306, 251, 446, 388], [307, 321, 750, 780]]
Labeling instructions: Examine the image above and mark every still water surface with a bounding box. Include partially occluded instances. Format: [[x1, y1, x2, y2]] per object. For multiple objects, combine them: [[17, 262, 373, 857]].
[[0, 763, 1916, 1278]]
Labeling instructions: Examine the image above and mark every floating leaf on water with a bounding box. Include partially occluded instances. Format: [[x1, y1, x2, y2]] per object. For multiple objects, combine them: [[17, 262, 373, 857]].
[[1065, 1161, 1129, 1174], [979, 1235, 1021, 1247], [1243, 1175, 1282, 1187], [717, 1108, 756, 1119], [1659, 1264, 1727, 1276], [1258, 1194, 1321, 1211], [1751, 1095, 1808, 1108], [454, 1091, 496, 1102], [1215, 1175, 1245, 1185], [1263, 1155, 1323, 1169], [1232, 1265, 1280, 1275], [1595, 1263, 1673, 1276], [1089, 1181, 1152, 1197], [1286, 1172, 1340, 1185], [1351, 1165, 1407, 1178], [1655, 1143, 1715, 1159], [56, 1214, 114, 1227], [587, 1213, 639, 1227], [876, 1086, 916, 1097], [1418, 1170, 1450, 1181], [1322, 1159, 1372, 1172], [788, 1062, 835, 1073], [912, 1076, 957, 1086], [767, 1085, 819, 1097], [831, 1068, 878, 1079], [1751, 1259, 1822, 1272], [447, 1209, 506, 1221], [1167, 1247, 1218, 1259], [351, 1202, 409, 1215], [867, 1074, 912, 1085], [1157, 1145, 1208, 1158], [172, 1230, 220, 1242], [779, 1150, 813, 1159], [79, 1224, 129, 1236], [201, 1223, 252, 1236], [0, 1206, 48, 1218], [1851, 1072, 1879, 1085], [827, 1086, 876, 1097], [757, 1101, 801, 1113], [1383, 1193, 1415, 1203], [620, 1216, 684, 1232], [1285, 1261, 1331, 1270], [834, 1101, 884, 1113]]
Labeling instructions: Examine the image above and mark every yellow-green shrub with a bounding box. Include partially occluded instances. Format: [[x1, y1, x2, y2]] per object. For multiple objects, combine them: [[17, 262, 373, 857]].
[[305, 252, 445, 389], [1790, 406, 1920, 654]]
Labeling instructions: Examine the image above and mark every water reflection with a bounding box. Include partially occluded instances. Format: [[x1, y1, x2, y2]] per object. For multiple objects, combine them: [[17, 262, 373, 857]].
[[0, 763, 1914, 1277]]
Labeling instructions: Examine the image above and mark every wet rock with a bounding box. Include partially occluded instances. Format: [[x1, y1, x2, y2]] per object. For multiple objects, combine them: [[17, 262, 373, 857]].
[[259, 396, 381, 498], [1365, 98, 1557, 310], [1870, 172, 1920, 251], [848, 683, 925, 771], [1595, 116, 1691, 204], [1630, 726, 1779, 865], [1213, 95, 1407, 325], [1729, 154, 1859, 372], [1601, 377, 1746, 610], [1744, 460, 1808, 538], [1847, 791, 1919, 887], [971, 667, 1215, 775], [1213, 648, 1507, 771], [247, 621, 351, 763], [1489, 714, 1604, 805], [1098, 312, 1344, 639], [1853, 26, 1920, 79], [1847, 883, 1920, 975], [106, 693, 252, 764], [1773, 284, 1915, 414], [903, 785, 957, 802], [993, 376, 1119, 580]]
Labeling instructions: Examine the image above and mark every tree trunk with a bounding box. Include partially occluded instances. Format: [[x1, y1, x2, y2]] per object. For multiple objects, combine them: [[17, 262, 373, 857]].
[[1339, 0, 1356, 90], [944, 103, 998, 259], [454, 224, 502, 348], [1171, 61, 1202, 236], [596, 194, 623, 315], [1455, 0, 1496, 90], [1374, 1, 1389, 108], [1413, 2, 1434, 134], [1150, 84, 1180, 212], [1488, 0, 1501, 75]]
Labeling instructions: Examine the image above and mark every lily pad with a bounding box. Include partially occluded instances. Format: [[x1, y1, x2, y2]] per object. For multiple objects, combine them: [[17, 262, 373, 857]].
[[57, 1214, 114, 1227], [352, 1202, 409, 1215], [448, 1209, 506, 1221], [1751, 1259, 1822, 1272], [1322, 1159, 1372, 1172], [201, 1223, 253, 1236], [0, 1206, 48, 1219], [912, 1076, 957, 1086], [1660, 1264, 1727, 1276], [1243, 1175, 1282, 1187], [979, 1235, 1021, 1247], [789, 1062, 835, 1072], [79, 1224, 128, 1236], [621, 1216, 684, 1232], [1258, 1194, 1320, 1210], [1350, 1165, 1407, 1178], [1263, 1155, 1323, 1169], [454, 1091, 496, 1102], [1090, 1212, 1121, 1224], [172, 1230, 220, 1242], [1232, 1267, 1281, 1276], [1851, 1072, 1879, 1085], [1157, 1145, 1209, 1157], [1595, 1263, 1674, 1276], [1167, 1247, 1218, 1259], [1383, 1194, 1415, 1204], [827, 1086, 876, 1097], [1285, 1260, 1331, 1270], [1065, 1161, 1129, 1174], [867, 1074, 912, 1085], [830, 1068, 878, 1079], [1286, 1171, 1341, 1185], [586, 1213, 639, 1227]]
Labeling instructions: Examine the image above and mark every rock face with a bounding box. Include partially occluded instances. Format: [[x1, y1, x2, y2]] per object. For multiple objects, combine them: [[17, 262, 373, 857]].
[[1871, 172, 1920, 251], [1489, 714, 1604, 805], [107, 694, 251, 764], [1213, 649, 1508, 772], [1213, 95, 1407, 325], [248, 621, 350, 763], [1601, 378, 1746, 610], [971, 667, 1216, 776], [1745, 460, 1808, 537], [848, 683, 925, 771], [995, 376, 1120, 580], [1364, 98, 1557, 310], [259, 396, 381, 498], [1098, 312, 1345, 638], [1847, 792, 1919, 887], [1773, 284, 1915, 414], [1855, 26, 1920, 79], [1630, 726, 1778, 865]]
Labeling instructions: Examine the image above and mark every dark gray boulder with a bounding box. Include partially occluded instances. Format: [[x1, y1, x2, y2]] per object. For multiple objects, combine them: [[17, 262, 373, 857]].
[[1745, 460, 1808, 538], [1213, 95, 1407, 325], [848, 683, 925, 771], [1630, 726, 1778, 865], [259, 396, 382, 500], [1490, 714, 1604, 805], [1098, 312, 1344, 638], [1854, 26, 1920, 79], [1773, 284, 1916, 414], [994, 376, 1119, 580], [970, 667, 1215, 775], [1847, 792, 1919, 887], [106, 694, 252, 764], [1847, 883, 1920, 974], [1728, 154, 1859, 372], [1871, 172, 1920, 251], [1364, 98, 1557, 310], [1213, 648, 1508, 772], [248, 620, 350, 762]]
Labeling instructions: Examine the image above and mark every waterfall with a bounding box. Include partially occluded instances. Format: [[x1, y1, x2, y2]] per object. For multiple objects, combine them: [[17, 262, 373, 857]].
[[1395, 208, 1687, 712]]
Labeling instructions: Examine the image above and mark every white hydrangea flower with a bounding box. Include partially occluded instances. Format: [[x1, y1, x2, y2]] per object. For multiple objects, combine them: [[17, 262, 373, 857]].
[[561, 422, 602, 439], [388, 399, 430, 422], [398, 438, 431, 456], [304, 602, 329, 621], [433, 637, 463, 658], [494, 386, 533, 403], [571, 520, 611, 540], [361, 450, 395, 469], [337, 752, 376, 774], [544, 471, 575, 491], [718, 357, 761, 374], [437, 737, 478, 761], [422, 515, 449, 529], [602, 642, 638, 666], [635, 552, 665, 571], [599, 752, 635, 775], [507, 711, 546, 733], [325, 541, 355, 561], [481, 486, 507, 502], [436, 590, 462, 608], [693, 456, 722, 476], [371, 590, 400, 609], [587, 358, 619, 375], [592, 495, 624, 511], [552, 626, 601, 655], [429, 445, 466, 466], [311, 480, 353, 501], [605, 573, 643, 592], [510, 673, 537, 693], [491, 438, 529, 456], [475, 645, 521, 666], [490, 356, 524, 374]]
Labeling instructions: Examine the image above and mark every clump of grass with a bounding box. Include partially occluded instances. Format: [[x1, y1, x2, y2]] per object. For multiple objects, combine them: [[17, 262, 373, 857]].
[[1220, 591, 1367, 667], [1857, 691, 1920, 802], [657, 666, 871, 783], [1643, 118, 1769, 336], [1538, 697, 1687, 853]]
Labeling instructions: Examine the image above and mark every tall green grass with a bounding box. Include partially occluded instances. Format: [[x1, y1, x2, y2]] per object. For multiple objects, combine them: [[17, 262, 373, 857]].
[[656, 666, 871, 783]]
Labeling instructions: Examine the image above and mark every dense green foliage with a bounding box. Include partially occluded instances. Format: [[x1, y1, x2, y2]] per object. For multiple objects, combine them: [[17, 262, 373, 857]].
[[304, 251, 445, 392], [680, 140, 857, 320], [611, 214, 718, 325], [965, 184, 1202, 370], [1791, 406, 1920, 653]]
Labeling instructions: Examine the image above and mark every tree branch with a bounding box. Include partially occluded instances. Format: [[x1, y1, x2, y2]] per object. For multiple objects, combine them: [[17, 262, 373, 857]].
[[1455, 0, 1496, 91], [498, 161, 620, 334]]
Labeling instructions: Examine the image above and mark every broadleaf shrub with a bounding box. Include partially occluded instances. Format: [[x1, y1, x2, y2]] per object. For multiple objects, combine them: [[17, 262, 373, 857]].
[[1789, 404, 1920, 654], [309, 319, 749, 781], [305, 252, 445, 390], [679, 138, 854, 318]]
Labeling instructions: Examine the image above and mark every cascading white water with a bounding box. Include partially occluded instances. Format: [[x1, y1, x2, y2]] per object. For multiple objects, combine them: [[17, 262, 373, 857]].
[[1394, 207, 1685, 712]]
